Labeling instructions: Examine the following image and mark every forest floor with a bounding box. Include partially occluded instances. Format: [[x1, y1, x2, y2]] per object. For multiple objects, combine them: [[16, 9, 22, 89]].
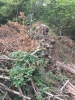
[[0, 21, 38, 53], [0, 21, 75, 100], [0, 21, 75, 63]]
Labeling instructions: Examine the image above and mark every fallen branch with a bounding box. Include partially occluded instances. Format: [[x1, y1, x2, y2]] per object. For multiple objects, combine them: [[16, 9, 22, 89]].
[[2, 84, 12, 100], [0, 83, 31, 100], [30, 78, 38, 96], [0, 89, 5, 94], [0, 57, 21, 61], [0, 75, 10, 80], [58, 80, 69, 94], [29, 64, 39, 96], [65, 82, 75, 100], [0, 61, 6, 68], [0, 75, 31, 100], [18, 86, 26, 100], [45, 92, 64, 100], [31, 48, 42, 55], [56, 61, 75, 75], [0, 68, 8, 72]]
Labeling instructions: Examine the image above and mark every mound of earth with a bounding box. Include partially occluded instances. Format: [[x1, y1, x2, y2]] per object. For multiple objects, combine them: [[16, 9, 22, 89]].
[[0, 21, 75, 63], [28, 22, 75, 63], [0, 21, 38, 53]]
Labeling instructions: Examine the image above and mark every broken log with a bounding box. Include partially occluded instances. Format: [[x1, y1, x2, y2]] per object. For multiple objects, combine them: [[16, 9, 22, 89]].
[[56, 61, 75, 75], [39, 24, 49, 35]]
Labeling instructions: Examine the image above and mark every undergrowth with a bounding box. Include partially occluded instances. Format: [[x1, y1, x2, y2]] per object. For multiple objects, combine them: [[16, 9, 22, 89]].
[[7, 50, 68, 100], [8, 50, 49, 99]]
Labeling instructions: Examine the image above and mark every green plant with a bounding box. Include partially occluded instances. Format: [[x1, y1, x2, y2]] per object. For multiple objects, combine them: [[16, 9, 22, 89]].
[[9, 66, 35, 87], [9, 50, 45, 87], [8, 50, 53, 99]]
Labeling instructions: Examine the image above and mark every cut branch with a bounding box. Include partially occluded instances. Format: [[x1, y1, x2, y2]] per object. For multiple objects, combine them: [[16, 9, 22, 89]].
[[0, 83, 31, 100]]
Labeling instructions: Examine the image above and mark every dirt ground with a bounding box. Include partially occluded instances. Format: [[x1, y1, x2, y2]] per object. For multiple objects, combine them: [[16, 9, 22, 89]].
[[0, 21, 38, 54], [0, 21, 75, 63], [28, 21, 75, 63]]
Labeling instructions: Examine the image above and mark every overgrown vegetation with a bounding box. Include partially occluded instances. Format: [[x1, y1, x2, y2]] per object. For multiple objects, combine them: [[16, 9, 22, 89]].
[[9, 50, 45, 87], [0, 0, 75, 100], [0, 50, 69, 100], [8, 50, 49, 99]]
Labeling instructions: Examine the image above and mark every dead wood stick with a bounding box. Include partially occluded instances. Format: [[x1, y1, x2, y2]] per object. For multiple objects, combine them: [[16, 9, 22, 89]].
[[0, 61, 6, 68], [2, 92, 12, 100], [65, 82, 75, 100], [0, 83, 31, 100], [45, 92, 64, 100], [0, 89, 5, 94], [59, 80, 69, 94], [29, 66, 39, 96], [30, 78, 38, 96], [0, 76, 31, 100], [0, 68, 8, 72], [31, 49, 42, 55], [0, 75, 10, 80], [2, 84, 12, 100], [0, 58, 21, 61], [68, 82, 75, 90], [56, 61, 75, 75], [54, 95, 68, 97], [18, 86, 26, 100]]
